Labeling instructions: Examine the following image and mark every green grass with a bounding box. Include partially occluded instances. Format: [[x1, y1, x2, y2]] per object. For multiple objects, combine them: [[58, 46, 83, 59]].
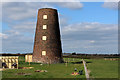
[[2, 57, 85, 78], [85, 59, 118, 78], [2, 56, 118, 78]]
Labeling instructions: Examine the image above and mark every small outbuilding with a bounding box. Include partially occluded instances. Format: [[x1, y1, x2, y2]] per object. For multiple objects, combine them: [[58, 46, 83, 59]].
[[0, 56, 19, 69]]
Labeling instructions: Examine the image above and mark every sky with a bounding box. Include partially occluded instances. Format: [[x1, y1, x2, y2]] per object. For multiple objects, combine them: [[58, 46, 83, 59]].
[[0, 1, 118, 54]]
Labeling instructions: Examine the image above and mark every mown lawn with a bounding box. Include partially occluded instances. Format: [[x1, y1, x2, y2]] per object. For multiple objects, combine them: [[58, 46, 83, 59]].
[[2, 57, 85, 78], [85, 59, 118, 78]]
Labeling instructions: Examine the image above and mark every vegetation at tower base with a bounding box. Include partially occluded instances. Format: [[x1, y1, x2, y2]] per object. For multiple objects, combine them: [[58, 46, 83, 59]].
[[32, 8, 63, 64]]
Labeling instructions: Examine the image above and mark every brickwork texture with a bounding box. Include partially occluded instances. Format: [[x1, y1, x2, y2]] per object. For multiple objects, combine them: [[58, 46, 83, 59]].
[[32, 8, 63, 64]]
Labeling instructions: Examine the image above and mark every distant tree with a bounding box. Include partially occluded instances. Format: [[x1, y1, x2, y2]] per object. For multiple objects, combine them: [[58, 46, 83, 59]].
[[72, 52, 76, 55]]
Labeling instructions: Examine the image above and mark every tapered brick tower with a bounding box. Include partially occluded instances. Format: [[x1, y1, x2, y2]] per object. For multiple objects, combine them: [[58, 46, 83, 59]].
[[32, 8, 63, 64]]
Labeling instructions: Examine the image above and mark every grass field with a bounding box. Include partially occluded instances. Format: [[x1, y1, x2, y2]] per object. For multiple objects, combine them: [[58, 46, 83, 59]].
[[2, 56, 118, 78], [85, 59, 118, 78], [2, 57, 85, 78]]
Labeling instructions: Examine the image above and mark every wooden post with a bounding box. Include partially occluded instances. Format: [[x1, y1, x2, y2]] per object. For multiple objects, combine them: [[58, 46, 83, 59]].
[[29, 62, 30, 66], [68, 58, 69, 63], [49, 60, 51, 66], [73, 58, 74, 62], [66, 60, 67, 67]]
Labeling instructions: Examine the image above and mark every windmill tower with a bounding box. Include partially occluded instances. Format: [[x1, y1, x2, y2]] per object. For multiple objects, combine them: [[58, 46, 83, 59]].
[[32, 8, 63, 64]]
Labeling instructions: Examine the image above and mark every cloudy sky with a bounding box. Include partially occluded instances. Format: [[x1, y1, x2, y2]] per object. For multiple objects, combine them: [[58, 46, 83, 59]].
[[0, 1, 118, 54]]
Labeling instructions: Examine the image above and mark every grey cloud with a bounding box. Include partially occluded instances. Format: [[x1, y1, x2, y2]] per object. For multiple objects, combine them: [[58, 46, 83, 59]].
[[2, 2, 83, 22], [2, 2, 54, 22], [2, 30, 34, 53], [9, 21, 36, 33], [61, 22, 118, 53], [1, 2, 118, 53], [57, 2, 83, 10], [2, 22, 118, 53], [102, 2, 118, 10]]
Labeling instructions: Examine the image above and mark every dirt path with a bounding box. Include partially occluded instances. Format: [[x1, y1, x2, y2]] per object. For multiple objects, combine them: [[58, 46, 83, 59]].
[[82, 59, 90, 80]]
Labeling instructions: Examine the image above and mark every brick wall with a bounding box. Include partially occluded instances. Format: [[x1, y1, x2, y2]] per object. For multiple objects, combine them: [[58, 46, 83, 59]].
[[32, 8, 63, 64]]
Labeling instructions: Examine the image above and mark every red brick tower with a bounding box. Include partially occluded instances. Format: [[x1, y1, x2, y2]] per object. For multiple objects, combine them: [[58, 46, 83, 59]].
[[32, 8, 63, 64]]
